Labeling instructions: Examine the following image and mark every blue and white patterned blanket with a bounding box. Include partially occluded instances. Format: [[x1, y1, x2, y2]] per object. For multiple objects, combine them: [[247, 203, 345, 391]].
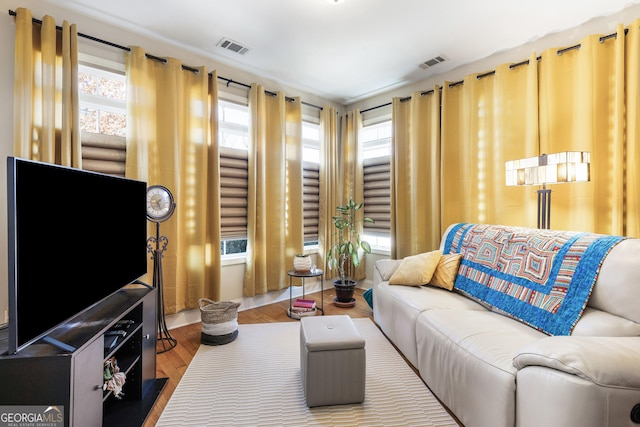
[[443, 223, 625, 336]]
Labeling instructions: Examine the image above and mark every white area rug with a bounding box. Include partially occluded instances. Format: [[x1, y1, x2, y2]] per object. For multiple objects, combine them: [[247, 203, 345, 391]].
[[157, 318, 459, 426]]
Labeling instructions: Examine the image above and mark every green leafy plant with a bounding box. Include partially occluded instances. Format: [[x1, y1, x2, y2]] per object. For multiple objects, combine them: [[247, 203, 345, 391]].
[[326, 198, 375, 282]]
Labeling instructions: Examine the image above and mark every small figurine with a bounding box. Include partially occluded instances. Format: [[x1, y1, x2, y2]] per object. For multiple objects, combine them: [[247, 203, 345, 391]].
[[103, 357, 126, 399]]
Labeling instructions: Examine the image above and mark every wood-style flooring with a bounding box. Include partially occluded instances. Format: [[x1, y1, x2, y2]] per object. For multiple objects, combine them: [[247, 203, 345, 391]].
[[143, 288, 373, 427]]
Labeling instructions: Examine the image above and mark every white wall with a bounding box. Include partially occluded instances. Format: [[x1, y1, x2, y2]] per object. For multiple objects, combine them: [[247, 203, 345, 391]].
[[0, 4, 15, 324], [0, 0, 342, 329], [347, 4, 640, 113], [169, 253, 331, 329], [2, 0, 639, 329]]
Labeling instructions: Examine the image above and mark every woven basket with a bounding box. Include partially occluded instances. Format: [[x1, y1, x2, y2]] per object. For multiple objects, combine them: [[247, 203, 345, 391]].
[[198, 298, 241, 345]]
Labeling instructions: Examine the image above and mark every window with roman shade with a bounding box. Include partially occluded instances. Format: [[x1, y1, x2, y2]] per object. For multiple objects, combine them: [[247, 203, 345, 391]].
[[220, 145, 249, 240], [303, 160, 320, 243], [361, 119, 392, 246], [81, 132, 126, 176], [218, 97, 249, 255], [78, 69, 322, 253], [218, 99, 322, 253], [363, 155, 391, 236], [301, 119, 321, 246], [78, 60, 127, 176], [219, 146, 320, 250]]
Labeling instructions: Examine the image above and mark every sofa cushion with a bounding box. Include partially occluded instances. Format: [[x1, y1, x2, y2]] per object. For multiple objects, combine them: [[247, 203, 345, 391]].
[[418, 309, 547, 375], [374, 259, 403, 281], [416, 309, 547, 427], [380, 281, 490, 313], [571, 307, 640, 337], [372, 280, 487, 367], [588, 238, 640, 324], [389, 250, 442, 286], [513, 336, 640, 388], [430, 253, 462, 291]]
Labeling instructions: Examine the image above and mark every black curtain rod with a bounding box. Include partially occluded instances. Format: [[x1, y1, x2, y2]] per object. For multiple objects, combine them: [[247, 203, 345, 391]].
[[215, 76, 322, 109], [8, 9, 323, 111], [360, 88, 437, 114], [11, 8, 625, 114], [9, 9, 131, 51], [364, 28, 626, 110], [448, 30, 626, 88], [360, 102, 391, 114]]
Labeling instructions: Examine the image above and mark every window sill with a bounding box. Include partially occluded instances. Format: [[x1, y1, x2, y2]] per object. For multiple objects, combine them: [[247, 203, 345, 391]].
[[221, 246, 320, 267], [302, 245, 319, 255], [369, 247, 391, 257], [221, 254, 247, 266]]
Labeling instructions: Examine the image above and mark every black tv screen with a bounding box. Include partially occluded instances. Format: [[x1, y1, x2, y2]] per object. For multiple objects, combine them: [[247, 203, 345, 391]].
[[6, 157, 148, 354]]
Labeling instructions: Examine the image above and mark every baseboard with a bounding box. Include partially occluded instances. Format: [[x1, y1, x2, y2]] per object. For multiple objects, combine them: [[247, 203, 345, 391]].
[[164, 279, 372, 330]]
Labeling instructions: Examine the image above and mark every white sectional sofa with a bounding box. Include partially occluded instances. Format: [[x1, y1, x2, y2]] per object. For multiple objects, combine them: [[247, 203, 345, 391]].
[[372, 223, 640, 427]]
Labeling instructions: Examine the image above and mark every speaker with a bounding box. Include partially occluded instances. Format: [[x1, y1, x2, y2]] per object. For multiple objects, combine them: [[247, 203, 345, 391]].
[[630, 404, 640, 423]]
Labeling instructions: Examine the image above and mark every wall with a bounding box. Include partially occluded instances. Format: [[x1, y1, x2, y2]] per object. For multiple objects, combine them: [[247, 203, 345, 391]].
[[0, 3, 14, 324], [2, 1, 640, 329], [0, 0, 341, 329], [348, 4, 640, 113]]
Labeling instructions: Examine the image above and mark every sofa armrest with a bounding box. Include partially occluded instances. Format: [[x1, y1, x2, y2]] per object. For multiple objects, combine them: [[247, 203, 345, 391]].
[[513, 336, 640, 388], [373, 259, 402, 285]]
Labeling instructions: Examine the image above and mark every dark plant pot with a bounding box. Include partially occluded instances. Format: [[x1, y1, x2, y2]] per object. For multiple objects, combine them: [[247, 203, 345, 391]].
[[334, 279, 357, 302]]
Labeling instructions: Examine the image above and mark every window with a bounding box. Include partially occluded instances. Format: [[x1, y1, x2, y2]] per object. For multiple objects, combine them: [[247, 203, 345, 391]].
[[78, 58, 127, 176], [219, 99, 249, 150], [361, 120, 392, 250], [219, 99, 250, 256], [302, 121, 320, 246], [218, 99, 321, 255]]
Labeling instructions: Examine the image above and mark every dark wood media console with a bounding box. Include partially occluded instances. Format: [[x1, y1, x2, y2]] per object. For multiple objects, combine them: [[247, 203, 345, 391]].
[[0, 285, 166, 427]]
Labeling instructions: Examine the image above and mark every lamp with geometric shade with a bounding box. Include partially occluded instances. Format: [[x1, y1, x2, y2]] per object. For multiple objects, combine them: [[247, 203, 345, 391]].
[[505, 151, 590, 229]]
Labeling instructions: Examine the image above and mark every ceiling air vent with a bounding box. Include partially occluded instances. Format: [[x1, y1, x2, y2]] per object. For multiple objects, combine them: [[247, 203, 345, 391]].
[[419, 55, 446, 70], [217, 38, 250, 55]]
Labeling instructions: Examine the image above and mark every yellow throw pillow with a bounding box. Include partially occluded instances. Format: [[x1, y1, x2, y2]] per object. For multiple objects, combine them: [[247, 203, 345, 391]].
[[389, 250, 443, 286], [430, 253, 463, 291]]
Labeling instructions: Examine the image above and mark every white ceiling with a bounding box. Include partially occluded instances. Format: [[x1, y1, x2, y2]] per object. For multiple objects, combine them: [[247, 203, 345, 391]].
[[44, 0, 640, 104]]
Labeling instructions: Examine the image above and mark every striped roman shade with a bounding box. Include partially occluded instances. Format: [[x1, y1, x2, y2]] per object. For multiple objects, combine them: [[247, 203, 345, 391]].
[[363, 155, 391, 235], [81, 132, 126, 176], [220, 150, 319, 243], [81, 134, 320, 245], [220, 146, 249, 239], [303, 161, 320, 242]]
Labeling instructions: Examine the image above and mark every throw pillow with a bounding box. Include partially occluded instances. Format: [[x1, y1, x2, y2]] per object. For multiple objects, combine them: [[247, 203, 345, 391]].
[[363, 287, 373, 309], [389, 250, 443, 286], [430, 253, 462, 291]]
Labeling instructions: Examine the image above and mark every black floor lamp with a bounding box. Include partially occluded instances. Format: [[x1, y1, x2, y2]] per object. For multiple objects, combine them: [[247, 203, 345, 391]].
[[537, 184, 552, 229], [506, 152, 590, 230], [145, 185, 178, 353]]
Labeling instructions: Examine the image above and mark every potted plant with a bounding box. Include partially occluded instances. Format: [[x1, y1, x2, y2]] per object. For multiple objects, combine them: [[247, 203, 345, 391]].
[[326, 198, 374, 303]]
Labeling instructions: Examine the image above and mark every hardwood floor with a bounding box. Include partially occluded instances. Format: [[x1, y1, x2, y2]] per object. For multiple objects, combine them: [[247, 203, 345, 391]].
[[143, 288, 373, 426]]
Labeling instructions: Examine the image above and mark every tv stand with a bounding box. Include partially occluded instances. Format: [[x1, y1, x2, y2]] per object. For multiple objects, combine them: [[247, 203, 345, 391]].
[[0, 285, 166, 427], [41, 336, 76, 352]]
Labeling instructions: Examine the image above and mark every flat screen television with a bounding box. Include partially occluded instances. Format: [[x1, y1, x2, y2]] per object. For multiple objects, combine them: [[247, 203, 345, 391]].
[[6, 157, 148, 354]]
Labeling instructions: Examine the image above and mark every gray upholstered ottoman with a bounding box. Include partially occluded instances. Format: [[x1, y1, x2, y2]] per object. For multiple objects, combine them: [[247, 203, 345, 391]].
[[299, 315, 366, 407]]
